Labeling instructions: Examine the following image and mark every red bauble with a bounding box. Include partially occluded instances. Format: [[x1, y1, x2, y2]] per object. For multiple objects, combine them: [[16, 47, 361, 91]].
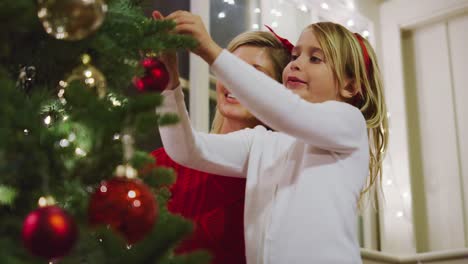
[[88, 177, 158, 244], [22, 206, 78, 260], [133, 57, 169, 92]]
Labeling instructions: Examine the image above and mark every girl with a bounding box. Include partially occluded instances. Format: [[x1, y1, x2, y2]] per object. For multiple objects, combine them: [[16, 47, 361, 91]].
[[159, 11, 388, 264], [151, 10, 290, 264]]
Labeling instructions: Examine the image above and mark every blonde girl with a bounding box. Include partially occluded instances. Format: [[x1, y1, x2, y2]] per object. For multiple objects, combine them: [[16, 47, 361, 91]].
[[158, 10, 388, 264]]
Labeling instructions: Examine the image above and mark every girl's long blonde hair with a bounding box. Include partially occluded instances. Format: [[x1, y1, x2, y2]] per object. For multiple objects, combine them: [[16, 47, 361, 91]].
[[308, 22, 389, 202], [210, 31, 291, 134]]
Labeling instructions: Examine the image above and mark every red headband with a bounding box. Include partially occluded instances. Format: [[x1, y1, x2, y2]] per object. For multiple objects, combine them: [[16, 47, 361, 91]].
[[354, 33, 372, 76], [265, 25, 294, 53]]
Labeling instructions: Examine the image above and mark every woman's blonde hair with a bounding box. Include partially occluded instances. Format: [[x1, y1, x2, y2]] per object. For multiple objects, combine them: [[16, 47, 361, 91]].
[[307, 22, 389, 203], [210, 31, 291, 134]]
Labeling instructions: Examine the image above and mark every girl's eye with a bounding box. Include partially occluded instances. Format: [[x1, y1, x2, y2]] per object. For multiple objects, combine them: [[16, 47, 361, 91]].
[[291, 55, 298, 61], [310, 56, 322, 63]]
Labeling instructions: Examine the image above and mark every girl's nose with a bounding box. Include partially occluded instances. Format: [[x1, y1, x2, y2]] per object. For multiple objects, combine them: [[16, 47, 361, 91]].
[[289, 60, 301, 71]]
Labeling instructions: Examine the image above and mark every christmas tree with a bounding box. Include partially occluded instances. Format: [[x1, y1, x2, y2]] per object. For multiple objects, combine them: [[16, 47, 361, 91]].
[[0, 0, 210, 263]]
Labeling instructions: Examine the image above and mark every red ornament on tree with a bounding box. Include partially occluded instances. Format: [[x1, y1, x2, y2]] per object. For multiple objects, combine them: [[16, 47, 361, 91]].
[[133, 57, 169, 92], [88, 177, 158, 244], [22, 206, 78, 260]]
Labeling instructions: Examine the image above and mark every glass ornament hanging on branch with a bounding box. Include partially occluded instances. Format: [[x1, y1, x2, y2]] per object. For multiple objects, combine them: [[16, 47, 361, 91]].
[[37, 0, 108, 41]]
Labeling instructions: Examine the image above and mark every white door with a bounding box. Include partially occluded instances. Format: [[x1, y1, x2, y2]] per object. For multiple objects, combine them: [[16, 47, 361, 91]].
[[402, 13, 468, 251]]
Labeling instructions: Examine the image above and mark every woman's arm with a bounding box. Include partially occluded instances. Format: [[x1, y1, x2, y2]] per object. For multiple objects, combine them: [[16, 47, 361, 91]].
[[158, 86, 254, 178]]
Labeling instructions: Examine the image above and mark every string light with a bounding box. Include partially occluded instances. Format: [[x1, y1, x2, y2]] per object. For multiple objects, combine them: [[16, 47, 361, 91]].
[[57, 88, 65, 98], [59, 139, 70, 148], [254, 8, 261, 13], [299, 4, 308, 12], [218, 12, 226, 19], [24, 129, 29, 135], [270, 9, 282, 17], [110, 96, 122, 106], [44, 115, 52, 125], [252, 24, 259, 29], [75, 147, 87, 157], [68, 133, 76, 142], [396, 211, 404, 218], [347, 19, 354, 27], [362, 30, 370, 38], [321, 2, 329, 10], [272, 21, 278, 28], [347, 1, 355, 10], [58, 81, 67, 88]]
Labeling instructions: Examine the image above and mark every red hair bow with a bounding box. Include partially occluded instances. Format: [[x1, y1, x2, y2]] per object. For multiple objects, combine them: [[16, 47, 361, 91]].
[[264, 25, 294, 53], [354, 33, 372, 76]]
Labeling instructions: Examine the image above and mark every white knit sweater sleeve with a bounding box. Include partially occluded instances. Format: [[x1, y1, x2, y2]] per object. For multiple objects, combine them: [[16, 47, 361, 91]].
[[211, 50, 367, 153], [157, 85, 253, 178]]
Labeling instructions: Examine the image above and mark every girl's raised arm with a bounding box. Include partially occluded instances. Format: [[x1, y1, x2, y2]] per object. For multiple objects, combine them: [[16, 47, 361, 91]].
[[211, 50, 367, 153]]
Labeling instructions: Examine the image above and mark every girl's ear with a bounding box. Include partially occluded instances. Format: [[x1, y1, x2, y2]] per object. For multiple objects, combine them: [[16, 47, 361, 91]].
[[339, 79, 361, 99]]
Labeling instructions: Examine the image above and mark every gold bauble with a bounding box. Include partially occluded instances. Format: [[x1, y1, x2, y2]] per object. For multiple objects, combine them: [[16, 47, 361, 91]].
[[63, 54, 106, 98], [37, 0, 107, 41]]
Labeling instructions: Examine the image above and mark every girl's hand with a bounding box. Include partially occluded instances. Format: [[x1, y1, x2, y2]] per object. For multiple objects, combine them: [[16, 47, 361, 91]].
[[166, 10, 222, 65], [152, 10, 180, 90]]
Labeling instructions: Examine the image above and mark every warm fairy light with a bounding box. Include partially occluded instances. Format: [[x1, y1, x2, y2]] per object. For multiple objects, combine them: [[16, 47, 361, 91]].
[[254, 8, 261, 13], [133, 200, 141, 207], [347, 1, 355, 10], [272, 21, 278, 28], [113, 134, 120, 140], [386, 179, 393, 186], [252, 24, 259, 29], [63, 115, 69, 121], [347, 19, 354, 27], [75, 147, 87, 156], [85, 77, 95, 85], [24, 129, 29, 135], [396, 211, 404, 218], [299, 4, 308, 12], [44, 115, 52, 125], [68, 133, 76, 142], [321, 2, 329, 10], [110, 97, 122, 106], [100, 185, 107, 193], [38, 8, 47, 18], [84, 70, 92, 78], [59, 139, 70, 148], [58, 88, 65, 98], [362, 30, 370, 38], [218, 12, 226, 19]]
